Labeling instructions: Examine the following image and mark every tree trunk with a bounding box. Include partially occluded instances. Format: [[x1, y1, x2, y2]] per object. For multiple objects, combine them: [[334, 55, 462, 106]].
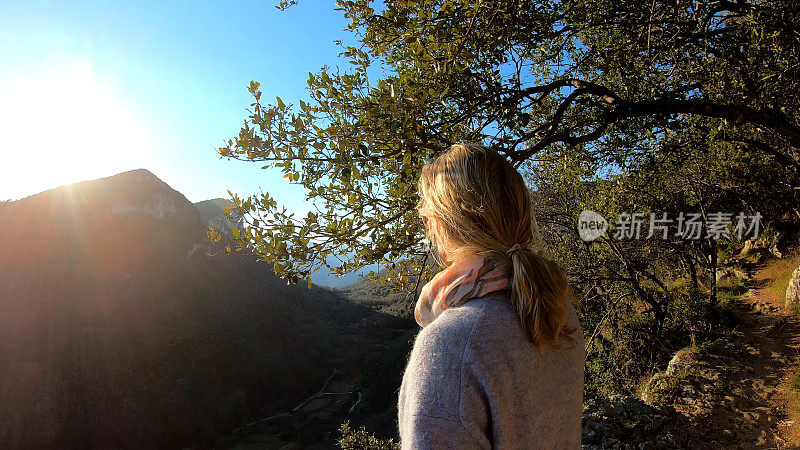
[[682, 251, 699, 295], [709, 239, 718, 307]]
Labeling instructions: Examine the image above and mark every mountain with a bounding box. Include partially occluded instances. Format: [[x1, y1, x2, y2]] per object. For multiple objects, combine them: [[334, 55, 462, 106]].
[[194, 197, 240, 238], [339, 271, 414, 318], [0, 170, 387, 448], [194, 197, 371, 288], [310, 255, 379, 288]]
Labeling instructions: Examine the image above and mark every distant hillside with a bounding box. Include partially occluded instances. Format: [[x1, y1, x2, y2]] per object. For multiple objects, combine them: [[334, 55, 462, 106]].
[[0, 169, 387, 448], [340, 271, 414, 319], [194, 197, 240, 236], [309, 257, 373, 288], [194, 197, 370, 288]]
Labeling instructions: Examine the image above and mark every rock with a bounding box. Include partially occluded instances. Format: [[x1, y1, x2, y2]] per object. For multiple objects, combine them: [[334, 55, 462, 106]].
[[639, 348, 700, 405], [715, 268, 734, 283], [786, 267, 800, 312], [666, 350, 696, 376], [769, 231, 784, 258], [641, 372, 674, 405], [716, 266, 748, 283], [581, 395, 701, 449], [741, 232, 785, 259]]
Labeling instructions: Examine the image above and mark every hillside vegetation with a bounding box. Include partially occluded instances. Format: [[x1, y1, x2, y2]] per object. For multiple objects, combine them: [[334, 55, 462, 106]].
[[0, 170, 400, 448], [216, 0, 800, 429]]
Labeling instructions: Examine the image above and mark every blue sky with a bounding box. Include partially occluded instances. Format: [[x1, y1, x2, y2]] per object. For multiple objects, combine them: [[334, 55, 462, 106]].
[[0, 0, 378, 286], [0, 0, 349, 207]]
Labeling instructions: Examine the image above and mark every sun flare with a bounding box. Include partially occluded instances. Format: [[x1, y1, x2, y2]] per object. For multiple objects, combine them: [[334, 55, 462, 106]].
[[0, 62, 153, 200]]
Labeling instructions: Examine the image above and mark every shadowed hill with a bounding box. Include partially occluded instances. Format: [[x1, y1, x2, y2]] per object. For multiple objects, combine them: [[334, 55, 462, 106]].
[[0, 170, 382, 448], [340, 274, 413, 318], [195, 197, 240, 236]]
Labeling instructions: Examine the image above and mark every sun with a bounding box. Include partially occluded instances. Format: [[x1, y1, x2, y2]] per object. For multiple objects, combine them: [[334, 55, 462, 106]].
[[0, 62, 153, 200]]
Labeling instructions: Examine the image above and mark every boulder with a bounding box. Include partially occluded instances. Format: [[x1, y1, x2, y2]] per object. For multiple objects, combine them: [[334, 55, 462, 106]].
[[786, 266, 800, 312], [741, 239, 757, 255], [640, 372, 674, 405], [740, 232, 784, 259], [715, 268, 734, 283], [666, 350, 695, 376], [769, 231, 784, 258], [582, 395, 701, 449], [715, 267, 746, 283]]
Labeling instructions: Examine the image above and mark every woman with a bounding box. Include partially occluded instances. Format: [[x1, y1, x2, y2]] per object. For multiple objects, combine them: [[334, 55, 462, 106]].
[[398, 143, 585, 449]]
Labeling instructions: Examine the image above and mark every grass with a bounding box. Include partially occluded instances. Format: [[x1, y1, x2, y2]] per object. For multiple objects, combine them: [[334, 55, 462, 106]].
[[792, 368, 800, 393], [786, 368, 800, 444], [634, 372, 658, 400], [712, 274, 748, 325], [765, 254, 800, 309]]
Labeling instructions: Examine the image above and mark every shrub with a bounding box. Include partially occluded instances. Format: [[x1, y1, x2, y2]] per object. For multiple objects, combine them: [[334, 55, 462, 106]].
[[338, 422, 399, 450]]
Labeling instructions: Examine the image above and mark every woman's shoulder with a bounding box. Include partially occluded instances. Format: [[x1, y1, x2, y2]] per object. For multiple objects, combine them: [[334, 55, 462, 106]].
[[410, 289, 583, 372], [437, 291, 518, 336], [408, 296, 491, 375], [408, 292, 518, 372], [400, 291, 583, 432], [411, 292, 511, 356], [423, 292, 503, 334], [426, 291, 584, 362]]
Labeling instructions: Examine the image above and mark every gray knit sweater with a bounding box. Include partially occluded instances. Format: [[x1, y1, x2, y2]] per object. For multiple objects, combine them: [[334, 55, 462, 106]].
[[398, 291, 584, 449]]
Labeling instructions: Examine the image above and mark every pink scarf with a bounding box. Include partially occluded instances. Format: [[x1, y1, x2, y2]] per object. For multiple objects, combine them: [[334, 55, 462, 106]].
[[415, 252, 512, 327]]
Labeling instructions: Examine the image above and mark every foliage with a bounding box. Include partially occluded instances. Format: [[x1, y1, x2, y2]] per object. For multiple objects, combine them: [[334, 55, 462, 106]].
[[218, 0, 800, 401], [0, 171, 397, 448], [339, 421, 400, 450], [640, 347, 701, 405], [767, 254, 800, 309], [221, 0, 800, 288], [792, 368, 800, 393]]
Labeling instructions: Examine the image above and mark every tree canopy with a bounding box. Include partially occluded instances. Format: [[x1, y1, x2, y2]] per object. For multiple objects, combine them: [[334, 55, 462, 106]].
[[218, 0, 800, 291]]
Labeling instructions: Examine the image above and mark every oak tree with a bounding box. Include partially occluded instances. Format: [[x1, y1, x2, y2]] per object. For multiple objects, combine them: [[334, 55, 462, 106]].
[[219, 0, 800, 292]]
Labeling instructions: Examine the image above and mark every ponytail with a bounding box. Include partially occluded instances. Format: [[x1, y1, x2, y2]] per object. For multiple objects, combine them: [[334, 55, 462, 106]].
[[508, 247, 571, 347], [417, 143, 576, 347]]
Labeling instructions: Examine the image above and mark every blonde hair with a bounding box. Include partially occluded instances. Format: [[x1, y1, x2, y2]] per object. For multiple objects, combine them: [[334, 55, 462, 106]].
[[417, 143, 572, 346]]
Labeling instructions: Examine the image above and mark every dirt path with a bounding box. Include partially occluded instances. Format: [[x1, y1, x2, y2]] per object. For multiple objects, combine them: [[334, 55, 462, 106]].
[[743, 261, 800, 447], [665, 259, 800, 448]]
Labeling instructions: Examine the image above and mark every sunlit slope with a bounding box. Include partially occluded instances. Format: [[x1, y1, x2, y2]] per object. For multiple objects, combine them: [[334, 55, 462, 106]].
[[0, 169, 373, 448]]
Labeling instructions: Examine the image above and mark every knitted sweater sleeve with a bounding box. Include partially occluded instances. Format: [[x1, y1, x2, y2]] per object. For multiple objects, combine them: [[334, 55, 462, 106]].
[[398, 294, 585, 450], [399, 413, 487, 450], [397, 305, 491, 450]]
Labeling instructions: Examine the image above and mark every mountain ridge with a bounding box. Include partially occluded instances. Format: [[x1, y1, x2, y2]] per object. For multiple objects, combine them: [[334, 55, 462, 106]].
[[0, 168, 389, 448]]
